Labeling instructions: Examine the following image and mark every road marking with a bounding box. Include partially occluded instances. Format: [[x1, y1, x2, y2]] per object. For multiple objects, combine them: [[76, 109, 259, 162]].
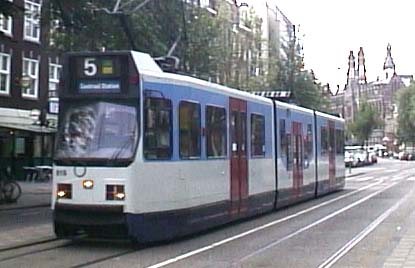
[[238, 181, 399, 263], [346, 176, 367, 181], [144, 180, 384, 268], [317, 187, 412, 268], [355, 176, 374, 182], [407, 177, 415, 181]]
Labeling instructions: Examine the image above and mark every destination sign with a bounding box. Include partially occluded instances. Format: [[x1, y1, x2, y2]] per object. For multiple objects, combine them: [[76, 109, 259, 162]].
[[78, 80, 121, 94], [65, 53, 134, 98], [76, 57, 121, 79]]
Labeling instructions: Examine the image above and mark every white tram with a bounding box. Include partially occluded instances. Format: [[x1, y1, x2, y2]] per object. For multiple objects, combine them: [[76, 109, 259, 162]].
[[52, 51, 345, 242]]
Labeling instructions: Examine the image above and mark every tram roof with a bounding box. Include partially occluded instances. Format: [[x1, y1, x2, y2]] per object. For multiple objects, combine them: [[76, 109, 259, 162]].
[[131, 51, 163, 74]]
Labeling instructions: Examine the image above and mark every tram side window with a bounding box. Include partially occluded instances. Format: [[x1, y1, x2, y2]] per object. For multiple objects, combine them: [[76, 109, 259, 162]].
[[321, 127, 328, 155], [280, 119, 286, 156], [280, 119, 291, 169], [144, 97, 172, 160], [251, 114, 265, 157], [206, 106, 227, 158], [304, 124, 313, 168], [336, 129, 344, 155], [179, 101, 201, 159], [329, 126, 335, 154]]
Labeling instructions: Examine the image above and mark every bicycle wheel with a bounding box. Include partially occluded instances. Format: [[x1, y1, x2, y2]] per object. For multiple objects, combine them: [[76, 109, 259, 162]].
[[3, 181, 22, 203]]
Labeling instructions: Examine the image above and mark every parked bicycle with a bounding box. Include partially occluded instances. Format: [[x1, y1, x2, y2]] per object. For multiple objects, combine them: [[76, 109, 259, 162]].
[[0, 168, 22, 203]]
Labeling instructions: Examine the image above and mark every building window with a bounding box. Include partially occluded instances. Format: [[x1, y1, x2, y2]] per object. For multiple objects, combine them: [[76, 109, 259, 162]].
[[22, 57, 39, 98], [251, 114, 265, 157], [200, 0, 209, 7], [49, 63, 61, 95], [143, 96, 172, 160], [24, 0, 41, 42], [179, 101, 201, 159], [206, 105, 226, 158], [0, 14, 12, 35], [0, 53, 11, 95]]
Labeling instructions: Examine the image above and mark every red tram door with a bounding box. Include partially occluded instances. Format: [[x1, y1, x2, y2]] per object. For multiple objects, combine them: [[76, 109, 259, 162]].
[[328, 121, 336, 189], [229, 98, 248, 216], [292, 122, 303, 198]]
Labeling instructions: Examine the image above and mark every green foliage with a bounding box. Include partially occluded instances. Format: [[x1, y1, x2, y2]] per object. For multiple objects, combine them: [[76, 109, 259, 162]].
[[292, 72, 329, 110], [47, 0, 326, 110], [348, 100, 381, 144], [48, 0, 180, 53], [397, 82, 415, 142], [267, 24, 327, 111]]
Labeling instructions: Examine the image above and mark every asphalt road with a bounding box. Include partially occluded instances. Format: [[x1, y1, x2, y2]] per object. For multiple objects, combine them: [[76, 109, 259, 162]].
[[0, 158, 414, 268], [0, 206, 52, 231]]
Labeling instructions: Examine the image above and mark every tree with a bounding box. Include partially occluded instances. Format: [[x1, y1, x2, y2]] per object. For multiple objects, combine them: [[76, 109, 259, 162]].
[[396, 82, 415, 143], [47, 0, 327, 110], [292, 71, 329, 110], [0, 0, 23, 17], [348, 100, 381, 144], [267, 22, 327, 110]]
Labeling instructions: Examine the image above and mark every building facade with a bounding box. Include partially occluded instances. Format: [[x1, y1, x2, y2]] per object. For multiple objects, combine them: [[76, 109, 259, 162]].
[[183, 0, 297, 89], [0, 0, 60, 179], [329, 44, 413, 147]]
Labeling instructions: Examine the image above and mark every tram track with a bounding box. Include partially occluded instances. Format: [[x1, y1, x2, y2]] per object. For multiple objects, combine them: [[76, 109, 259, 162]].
[[68, 247, 141, 268], [0, 236, 59, 253], [0, 235, 141, 268], [142, 171, 413, 268], [0, 239, 73, 263]]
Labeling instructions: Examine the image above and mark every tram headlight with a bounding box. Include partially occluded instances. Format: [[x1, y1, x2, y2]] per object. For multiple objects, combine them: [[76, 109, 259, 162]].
[[106, 185, 125, 201], [57, 183, 72, 199], [82, 179, 94, 189]]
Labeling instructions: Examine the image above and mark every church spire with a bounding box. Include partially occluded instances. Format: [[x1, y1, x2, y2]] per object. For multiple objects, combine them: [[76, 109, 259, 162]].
[[347, 50, 355, 83], [383, 43, 396, 79], [357, 47, 367, 84]]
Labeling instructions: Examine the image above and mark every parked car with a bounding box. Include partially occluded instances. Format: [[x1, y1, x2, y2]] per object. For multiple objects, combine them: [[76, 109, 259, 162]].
[[399, 151, 414, 161], [344, 146, 368, 167], [398, 151, 407, 160], [345, 151, 355, 167], [366, 147, 378, 164]]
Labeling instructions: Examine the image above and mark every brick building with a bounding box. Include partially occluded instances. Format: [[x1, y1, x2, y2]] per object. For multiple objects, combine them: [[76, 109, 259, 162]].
[[0, 0, 60, 179]]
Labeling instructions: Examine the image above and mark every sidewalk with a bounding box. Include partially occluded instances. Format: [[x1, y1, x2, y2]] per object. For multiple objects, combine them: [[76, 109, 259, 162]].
[[0, 180, 52, 211]]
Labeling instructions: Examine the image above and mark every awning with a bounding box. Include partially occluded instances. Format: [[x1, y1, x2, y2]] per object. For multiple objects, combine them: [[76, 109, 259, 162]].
[[0, 122, 56, 133]]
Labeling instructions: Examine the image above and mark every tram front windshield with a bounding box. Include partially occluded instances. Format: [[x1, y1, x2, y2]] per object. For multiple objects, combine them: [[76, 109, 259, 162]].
[[55, 101, 138, 164]]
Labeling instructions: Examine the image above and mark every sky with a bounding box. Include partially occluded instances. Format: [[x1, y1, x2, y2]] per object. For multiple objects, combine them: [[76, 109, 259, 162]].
[[272, 0, 415, 90]]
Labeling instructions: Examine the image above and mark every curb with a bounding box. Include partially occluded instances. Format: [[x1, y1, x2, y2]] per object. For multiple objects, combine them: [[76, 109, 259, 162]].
[[346, 172, 365, 178]]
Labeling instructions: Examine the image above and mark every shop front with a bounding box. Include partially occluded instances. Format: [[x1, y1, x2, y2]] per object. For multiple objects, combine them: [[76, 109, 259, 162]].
[[0, 109, 56, 181]]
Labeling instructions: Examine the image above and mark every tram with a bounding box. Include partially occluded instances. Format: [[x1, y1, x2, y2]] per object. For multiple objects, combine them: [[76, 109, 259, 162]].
[[52, 51, 345, 242]]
